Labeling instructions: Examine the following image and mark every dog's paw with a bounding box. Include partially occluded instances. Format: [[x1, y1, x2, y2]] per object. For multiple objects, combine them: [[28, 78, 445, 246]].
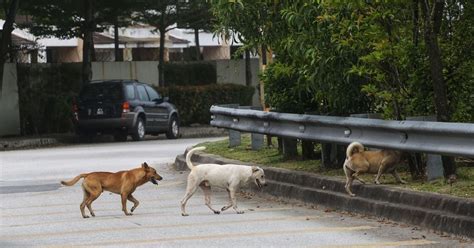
[[181, 213, 189, 217], [236, 210, 245, 214], [213, 210, 221, 215], [374, 181, 381, 185], [82, 215, 90, 218], [400, 180, 407, 184], [350, 193, 356, 197]]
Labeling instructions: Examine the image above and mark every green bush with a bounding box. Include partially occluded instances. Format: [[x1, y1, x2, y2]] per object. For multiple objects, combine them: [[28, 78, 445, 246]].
[[157, 84, 255, 125], [17, 63, 83, 135], [262, 62, 315, 114], [164, 61, 216, 86]]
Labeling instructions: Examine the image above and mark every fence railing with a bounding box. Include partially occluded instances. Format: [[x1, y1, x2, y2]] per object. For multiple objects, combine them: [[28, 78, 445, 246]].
[[210, 105, 474, 158]]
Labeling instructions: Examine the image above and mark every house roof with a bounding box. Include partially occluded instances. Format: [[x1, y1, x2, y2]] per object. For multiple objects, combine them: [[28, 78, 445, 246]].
[[11, 33, 36, 46]]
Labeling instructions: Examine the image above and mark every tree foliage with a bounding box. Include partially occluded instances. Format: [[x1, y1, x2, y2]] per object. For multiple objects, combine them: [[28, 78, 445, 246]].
[[210, 0, 473, 122]]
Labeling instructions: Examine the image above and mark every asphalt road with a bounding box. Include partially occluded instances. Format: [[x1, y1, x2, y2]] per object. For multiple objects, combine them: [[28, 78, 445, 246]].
[[0, 138, 471, 247]]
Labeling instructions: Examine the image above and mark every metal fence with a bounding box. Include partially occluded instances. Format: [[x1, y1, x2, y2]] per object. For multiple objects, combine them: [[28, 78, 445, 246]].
[[210, 105, 474, 158]]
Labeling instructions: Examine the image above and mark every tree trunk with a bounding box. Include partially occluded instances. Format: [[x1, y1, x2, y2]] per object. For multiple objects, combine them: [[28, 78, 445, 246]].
[[82, 0, 93, 84], [245, 49, 251, 86], [158, 26, 166, 87], [420, 0, 456, 177], [194, 27, 201, 60], [114, 16, 122, 61], [412, 0, 420, 47], [0, 0, 20, 95]]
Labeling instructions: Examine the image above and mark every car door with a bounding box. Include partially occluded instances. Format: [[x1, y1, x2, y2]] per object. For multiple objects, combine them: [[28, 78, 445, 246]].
[[144, 85, 170, 131], [136, 84, 157, 131]]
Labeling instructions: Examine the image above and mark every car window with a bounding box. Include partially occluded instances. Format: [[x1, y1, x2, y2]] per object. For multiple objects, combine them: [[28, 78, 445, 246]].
[[124, 84, 135, 100], [145, 85, 161, 101], [80, 83, 123, 101], [137, 85, 150, 101]]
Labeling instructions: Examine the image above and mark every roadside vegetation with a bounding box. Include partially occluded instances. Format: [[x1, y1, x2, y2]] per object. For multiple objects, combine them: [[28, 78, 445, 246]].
[[198, 135, 474, 198]]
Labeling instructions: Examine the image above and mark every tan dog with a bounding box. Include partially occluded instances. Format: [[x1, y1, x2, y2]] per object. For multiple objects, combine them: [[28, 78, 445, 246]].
[[343, 142, 406, 197], [61, 162, 162, 218]]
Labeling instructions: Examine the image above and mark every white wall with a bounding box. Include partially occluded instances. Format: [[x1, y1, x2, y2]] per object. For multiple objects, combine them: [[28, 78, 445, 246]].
[[0, 63, 20, 136], [91, 61, 159, 86], [215, 58, 261, 107]]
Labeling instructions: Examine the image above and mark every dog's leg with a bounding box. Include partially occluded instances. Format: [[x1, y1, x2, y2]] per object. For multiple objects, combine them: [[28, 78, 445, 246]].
[[121, 193, 133, 216], [221, 189, 233, 212], [352, 171, 366, 184], [180, 181, 199, 216], [375, 161, 389, 184], [128, 194, 140, 213], [343, 165, 356, 197], [391, 171, 407, 184], [222, 188, 244, 214], [80, 187, 90, 218], [200, 184, 220, 214], [85, 191, 101, 217]]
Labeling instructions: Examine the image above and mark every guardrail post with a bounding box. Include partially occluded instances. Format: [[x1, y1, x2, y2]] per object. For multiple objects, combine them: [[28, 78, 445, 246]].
[[406, 116, 444, 181], [238, 106, 264, 150], [229, 129, 241, 148], [302, 140, 315, 159], [282, 138, 298, 159], [220, 104, 240, 148]]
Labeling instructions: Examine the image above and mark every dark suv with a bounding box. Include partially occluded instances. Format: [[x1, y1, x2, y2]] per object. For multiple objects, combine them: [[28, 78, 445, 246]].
[[73, 80, 180, 141]]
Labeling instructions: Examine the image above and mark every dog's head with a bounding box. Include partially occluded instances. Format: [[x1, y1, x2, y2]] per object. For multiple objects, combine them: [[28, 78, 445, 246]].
[[251, 166, 267, 189], [142, 162, 163, 185]]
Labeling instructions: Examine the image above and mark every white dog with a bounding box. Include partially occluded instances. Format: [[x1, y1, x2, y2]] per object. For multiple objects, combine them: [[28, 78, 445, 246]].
[[180, 146, 267, 216]]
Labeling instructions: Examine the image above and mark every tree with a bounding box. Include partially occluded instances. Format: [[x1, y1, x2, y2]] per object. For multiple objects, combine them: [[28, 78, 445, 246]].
[[0, 0, 20, 95], [135, 0, 178, 87], [100, 0, 137, 62], [20, 0, 101, 83], [177, 0, 214, 60]]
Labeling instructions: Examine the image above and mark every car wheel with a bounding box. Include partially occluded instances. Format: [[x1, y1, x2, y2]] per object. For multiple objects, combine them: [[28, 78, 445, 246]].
[[132, 117, 146, 141], [166, 115, 180, 139], [113, 131, 128, 142]]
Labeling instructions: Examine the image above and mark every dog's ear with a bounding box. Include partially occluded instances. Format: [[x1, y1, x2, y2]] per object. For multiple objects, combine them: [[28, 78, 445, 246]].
[[142, 162, 149, 169], [252, 166, 260, 173]]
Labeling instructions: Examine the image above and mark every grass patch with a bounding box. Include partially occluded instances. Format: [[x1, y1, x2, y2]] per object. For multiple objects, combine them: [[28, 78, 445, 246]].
[[197, 135, 474, 198]]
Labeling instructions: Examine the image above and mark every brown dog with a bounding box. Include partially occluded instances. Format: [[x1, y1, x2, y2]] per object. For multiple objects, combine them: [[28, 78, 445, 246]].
[[61, 162, 162, 218], [343, 142, 406, 197]]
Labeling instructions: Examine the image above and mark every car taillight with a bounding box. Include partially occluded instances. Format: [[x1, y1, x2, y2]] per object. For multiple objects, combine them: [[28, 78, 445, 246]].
[[72, 103, 79, 121], [122, 101, 130, 113]]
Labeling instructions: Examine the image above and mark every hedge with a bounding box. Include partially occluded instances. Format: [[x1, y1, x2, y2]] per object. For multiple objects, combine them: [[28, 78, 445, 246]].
[[157, 84, 255, 125], [17, 63, 83, 135]]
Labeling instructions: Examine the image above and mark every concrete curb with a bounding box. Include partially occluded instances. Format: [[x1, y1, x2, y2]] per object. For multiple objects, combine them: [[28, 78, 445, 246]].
[[174, 150, 474, 238]]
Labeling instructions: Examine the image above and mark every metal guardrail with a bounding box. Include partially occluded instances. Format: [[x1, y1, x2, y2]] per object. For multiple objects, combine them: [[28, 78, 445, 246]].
[[210, 105, 474, 158]]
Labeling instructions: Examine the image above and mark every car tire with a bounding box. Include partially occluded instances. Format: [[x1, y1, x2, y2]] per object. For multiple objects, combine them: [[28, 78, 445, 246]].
[[131, 117, 146, 141], [166, 115, 180, 139], [113, 131, 128, 142]]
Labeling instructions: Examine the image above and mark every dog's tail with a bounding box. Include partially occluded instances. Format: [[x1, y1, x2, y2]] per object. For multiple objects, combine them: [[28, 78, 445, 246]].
[[60, 174, 88, 186], [346, 142, 364, 158], [185, 146, 206, 170]]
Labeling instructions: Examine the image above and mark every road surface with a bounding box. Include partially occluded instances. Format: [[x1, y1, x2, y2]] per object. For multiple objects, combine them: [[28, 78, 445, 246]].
[[0, 137, 471, 247]]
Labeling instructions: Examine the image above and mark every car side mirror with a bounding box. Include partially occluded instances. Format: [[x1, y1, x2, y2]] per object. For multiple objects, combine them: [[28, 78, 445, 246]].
[[153, 98, 164, 104]]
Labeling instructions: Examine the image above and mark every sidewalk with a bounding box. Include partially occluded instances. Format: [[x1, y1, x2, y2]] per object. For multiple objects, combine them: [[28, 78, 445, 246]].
[[0, 125, 227, 151]]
